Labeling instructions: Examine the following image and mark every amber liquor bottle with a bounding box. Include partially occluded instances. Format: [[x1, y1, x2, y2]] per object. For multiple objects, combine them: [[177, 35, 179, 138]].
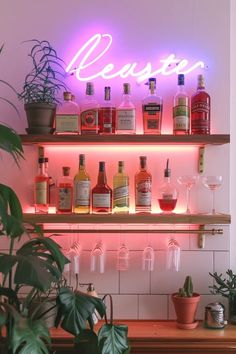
[[191, 74, 211, 134], [135, 156, 152, 213], [80, 82, 99, 135], [92, 161, 112, 214], [74, 154, 91, 214], [113, 161, 129, 214], [142, 78, 162, 134], [34, 157, 49, 213], [99, 86, 116, 134], [57, 167, 73, 213]]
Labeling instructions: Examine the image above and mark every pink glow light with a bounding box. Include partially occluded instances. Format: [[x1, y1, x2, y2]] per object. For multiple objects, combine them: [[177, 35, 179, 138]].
[[66, 33, 205, 83]]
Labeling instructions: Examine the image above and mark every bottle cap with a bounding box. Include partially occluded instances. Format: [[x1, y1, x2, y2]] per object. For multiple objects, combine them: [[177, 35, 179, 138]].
[[178, 74, 185, 85], [118, 161, 124, 167], [62, 166, 70, 176], [104, 86, 111, 100], [79, 154, 85, 164], [123, 83, 130, 94], [99, 161, 105, 171], [86, 82, 94, 95], [38, 157, 45, 163], [164, 158, 171, 177], [148, 77, 156, 83], [197, 74, 205, 88], [63, 91, 72, 101], [140, 156, 147, 168]]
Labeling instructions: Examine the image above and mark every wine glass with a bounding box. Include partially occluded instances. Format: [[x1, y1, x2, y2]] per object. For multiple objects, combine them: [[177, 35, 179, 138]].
[[117, 243, 130, 271], [142, 245, 155, 271], [177, 175, 199, 214], [166, 238, 180, 272], [90, 242, 105, 273], [202, 175, 223, 214]]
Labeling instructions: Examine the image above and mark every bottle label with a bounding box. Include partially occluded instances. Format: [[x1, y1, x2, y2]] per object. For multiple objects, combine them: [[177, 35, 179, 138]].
[[74, 180, 90, 206], [191, 101, 210, 113], [99, 107, 115, 133], [143, 104, 162, 130], [173, 105, 190, 130], [55, 114, 79, 133], [114, 186, 129, 207], [59, 187, 72, 210], [116, 109, 135, 130], [93, 193, 111, 207], [35, 181, 47, 204], [136, 181, 152, 206], [81, 109, 98, 132]]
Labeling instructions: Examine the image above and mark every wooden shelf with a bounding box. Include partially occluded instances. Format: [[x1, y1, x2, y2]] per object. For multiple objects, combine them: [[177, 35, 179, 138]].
[[23, 213, 231, 225], [20, 134, 230, 146]]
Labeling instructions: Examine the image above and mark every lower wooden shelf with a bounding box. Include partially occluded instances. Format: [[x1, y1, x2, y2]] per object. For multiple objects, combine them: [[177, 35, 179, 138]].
[[49, 321, 236, 354]]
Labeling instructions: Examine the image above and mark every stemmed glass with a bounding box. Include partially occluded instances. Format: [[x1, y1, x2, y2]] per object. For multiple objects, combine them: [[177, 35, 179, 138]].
[[117, 243, 130, 271], [90, 241, 105, 273], [177, 175, 199, 214], [166, 238, 180, 272], [202, 175, 223, 214], [142, 245, 155, 271]]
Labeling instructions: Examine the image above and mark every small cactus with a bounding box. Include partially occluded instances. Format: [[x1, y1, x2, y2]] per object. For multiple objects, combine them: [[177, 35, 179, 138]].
[[178, 276, 193, 297]]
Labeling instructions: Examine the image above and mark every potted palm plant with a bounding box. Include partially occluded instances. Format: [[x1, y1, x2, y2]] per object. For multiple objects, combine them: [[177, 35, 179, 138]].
[[172, 275, 200, 329], [18, 39, 68, 134]]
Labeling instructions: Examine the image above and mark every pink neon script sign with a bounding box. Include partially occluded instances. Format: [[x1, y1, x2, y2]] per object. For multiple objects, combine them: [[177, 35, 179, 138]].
[[66, 33, 205, 82]]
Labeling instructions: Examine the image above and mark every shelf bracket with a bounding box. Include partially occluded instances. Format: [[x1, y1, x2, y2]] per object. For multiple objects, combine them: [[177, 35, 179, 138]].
[[198, 146, 205, 174]]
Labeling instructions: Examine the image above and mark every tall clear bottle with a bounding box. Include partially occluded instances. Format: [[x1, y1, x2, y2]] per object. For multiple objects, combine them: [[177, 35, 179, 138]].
[[92, 161, 112, 214], [142, 78, 162, 134], [157, 159, 178, 213], [55, 91, 80, 135], [191, 74, 211, 135], [99, 86, 116, 134], [116, 83, 136, 134], [135, 156, 152, 213], [173, 74, 190, 135], [113, 161, 129, 214], [80, 82, 99, 135], [34, 157, 49, 213], [57, 166, 73, 213], [74, 154, 91, 214]]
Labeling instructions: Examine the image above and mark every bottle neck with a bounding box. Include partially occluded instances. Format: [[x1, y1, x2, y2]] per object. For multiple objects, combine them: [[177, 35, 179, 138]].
[[118, 164, 124, 174], [177, 84, 185, 93], [149, 81, 156, 95], [97, 170, 107, 185], [79, 156, 85, 171], [38, 162, 46, 176], [140, 159, 147, 170]]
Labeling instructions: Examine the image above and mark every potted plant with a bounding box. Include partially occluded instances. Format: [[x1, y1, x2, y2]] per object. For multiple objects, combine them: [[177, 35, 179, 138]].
[[209, 269, 236, 324], [172, 275, 200, 329], [18, 39, 68, 134]]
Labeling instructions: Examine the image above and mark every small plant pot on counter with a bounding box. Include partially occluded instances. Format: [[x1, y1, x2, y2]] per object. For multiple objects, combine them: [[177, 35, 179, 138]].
[[172, 292, 200, 329], [24, 102, 56, 134]]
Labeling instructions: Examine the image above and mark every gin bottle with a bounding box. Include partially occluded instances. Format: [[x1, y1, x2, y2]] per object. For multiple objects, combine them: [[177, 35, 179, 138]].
[[116, 83, 136, 134], [113, 161, 129, 214], [173, 74, 190, 135]]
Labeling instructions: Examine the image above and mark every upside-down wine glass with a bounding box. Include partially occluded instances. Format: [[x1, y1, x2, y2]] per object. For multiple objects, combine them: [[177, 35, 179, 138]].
[[177, 175, 199, 214], [202, 175, 223, 215], [90, 241, 105, 273], [117, 243, 130, 271], [166, 238, 181, 272]]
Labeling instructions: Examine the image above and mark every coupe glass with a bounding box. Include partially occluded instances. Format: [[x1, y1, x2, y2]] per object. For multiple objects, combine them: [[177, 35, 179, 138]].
[[202, 175, 222, 214], [117, 243, 130, 271], [142, 245, 155, 271], [166, 238, 180, 272], [177, 175, 199, 214], [90, 242, 105, 273]]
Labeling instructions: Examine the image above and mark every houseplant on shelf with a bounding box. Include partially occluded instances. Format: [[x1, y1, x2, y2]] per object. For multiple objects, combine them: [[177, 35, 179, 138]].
[[18, 39, 68, 134], [209, 269, 236, 324], [172, 275, 200, 329]]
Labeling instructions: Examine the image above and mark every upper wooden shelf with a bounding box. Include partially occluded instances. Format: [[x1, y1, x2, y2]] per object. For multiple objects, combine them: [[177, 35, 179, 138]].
[[19, 134, 230, 146], [23, 213, 231, 225]]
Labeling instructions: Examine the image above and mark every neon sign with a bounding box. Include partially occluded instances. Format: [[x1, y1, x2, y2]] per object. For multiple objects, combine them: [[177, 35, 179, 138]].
[[66, 33, 205, 83]]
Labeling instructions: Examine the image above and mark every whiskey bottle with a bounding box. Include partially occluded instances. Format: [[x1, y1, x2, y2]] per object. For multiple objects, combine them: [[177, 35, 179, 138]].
[[74, 154, 91, 214], [113, 161, 129, 214], [55, 91, 80, 135], [135, 156, 152, 213], [191, 74, 211, 135], [142, 78, 162, 134], [80, 82, 99, 135], [34, 157, 49, 213], [157, 159, 178, 213], [173, 74, 190, 135], [92, 161, 112, 214], [99, 86, 116, 134], [57, 166, 73, 213], [116, 83, 136, 134]]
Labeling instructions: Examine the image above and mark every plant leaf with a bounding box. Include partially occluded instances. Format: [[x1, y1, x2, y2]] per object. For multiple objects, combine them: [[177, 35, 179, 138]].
[[0, 254, 17, 274], [74, 329, 99, 354], [98, 323, 130, 354], [0, 124, 24, 164], [56, 287, 106, 336], [12, 316, 51, 354]]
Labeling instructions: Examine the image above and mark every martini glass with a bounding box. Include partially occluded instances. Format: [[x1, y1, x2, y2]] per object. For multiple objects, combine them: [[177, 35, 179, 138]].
[[177, 175, 199, 214], [202, 176, 222, 214]]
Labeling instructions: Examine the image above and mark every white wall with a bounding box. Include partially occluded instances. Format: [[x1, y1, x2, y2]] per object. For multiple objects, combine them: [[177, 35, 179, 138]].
[[0, 0, 231, 320]]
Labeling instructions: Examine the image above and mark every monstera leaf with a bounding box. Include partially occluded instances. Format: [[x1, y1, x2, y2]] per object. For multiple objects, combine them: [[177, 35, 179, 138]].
[[56, 287, 106, 336], [0, 124, 23, 165], [12, 316, 51, 354], [98, 323, 130, 354]]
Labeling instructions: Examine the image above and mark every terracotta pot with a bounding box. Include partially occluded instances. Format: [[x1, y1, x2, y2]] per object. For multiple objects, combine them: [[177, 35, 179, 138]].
[[172, 293, 200, 329], [24, 102, 56, 134]]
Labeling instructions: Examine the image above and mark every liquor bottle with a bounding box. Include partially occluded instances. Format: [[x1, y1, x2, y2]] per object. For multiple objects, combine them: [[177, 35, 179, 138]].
[[74, 154, 91, 214], [116, 83, 136, 134], [57, 167, 73, 213], [142, 78, 162, 134], [92, 161, 112, 214], [191, 74, 211, 135], [44, 157, 55, 206], [34, 157, 49, 213], [157, 159, 178, 213], [113, 161, 129, 214], [99, 86, 116, 134], [80, 82, 99, 135], [173, 74, 190, 135], [135, 156, 152, 213], [55, 91, 80, 135]]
